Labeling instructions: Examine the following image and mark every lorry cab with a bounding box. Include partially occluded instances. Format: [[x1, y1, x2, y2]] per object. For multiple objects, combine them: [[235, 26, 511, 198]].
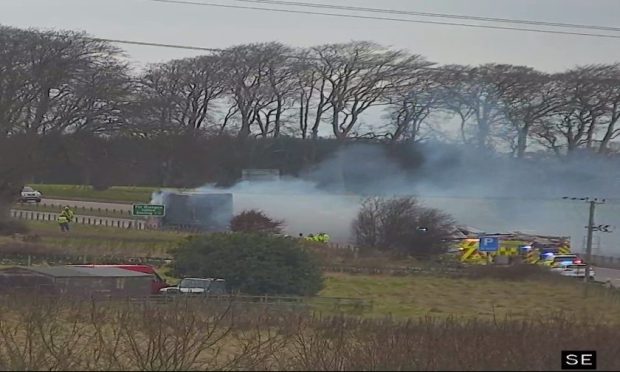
[[71, 264, 169, 294]]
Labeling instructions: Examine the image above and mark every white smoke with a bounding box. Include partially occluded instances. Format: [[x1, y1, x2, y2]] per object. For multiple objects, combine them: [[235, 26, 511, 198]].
[[150, 142, 620, 255]]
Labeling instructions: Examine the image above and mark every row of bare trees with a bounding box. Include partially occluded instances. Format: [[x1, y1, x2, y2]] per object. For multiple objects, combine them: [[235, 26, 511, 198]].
[[2, 24, 619, 156]]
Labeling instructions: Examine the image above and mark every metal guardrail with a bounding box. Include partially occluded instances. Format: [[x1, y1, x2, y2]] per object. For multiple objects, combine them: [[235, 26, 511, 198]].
[[9, 209, 146, 229], [590, 255, 620, 269], [322, 264, 462, 276]]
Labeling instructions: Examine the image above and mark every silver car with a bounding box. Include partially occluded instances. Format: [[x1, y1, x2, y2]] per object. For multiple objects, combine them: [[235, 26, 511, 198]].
[[160, 278, 227, 295]]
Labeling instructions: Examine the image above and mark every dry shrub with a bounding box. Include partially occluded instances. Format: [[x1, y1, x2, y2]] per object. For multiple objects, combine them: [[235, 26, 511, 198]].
[[229, 209, 284, 234], [1, 294, 619, 370], [352, 197, 456, 257]]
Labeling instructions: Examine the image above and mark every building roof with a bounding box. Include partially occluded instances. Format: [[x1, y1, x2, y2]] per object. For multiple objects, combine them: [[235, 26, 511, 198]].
[[3, 266, 152, 278]]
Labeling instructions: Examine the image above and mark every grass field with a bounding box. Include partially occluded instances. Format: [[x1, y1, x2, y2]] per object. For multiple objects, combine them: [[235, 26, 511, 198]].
[[5, 218, 620, 323], [30, 184, 157, 203], [319, 272, 620, 321], [4, 221, 190, 257]]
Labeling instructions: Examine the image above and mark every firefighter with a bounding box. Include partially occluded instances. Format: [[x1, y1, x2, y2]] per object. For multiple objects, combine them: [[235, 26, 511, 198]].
[[58, 214, 69, 232], [60, 206, 75, 222], [315, 232, 330, 243], [59, 206, 75, 232]]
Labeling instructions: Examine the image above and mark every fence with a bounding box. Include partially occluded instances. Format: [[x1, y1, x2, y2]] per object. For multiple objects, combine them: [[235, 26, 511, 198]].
[[591, 255, 620, 270], [10, 209, 146, 229], [124, 293, 373, 312]]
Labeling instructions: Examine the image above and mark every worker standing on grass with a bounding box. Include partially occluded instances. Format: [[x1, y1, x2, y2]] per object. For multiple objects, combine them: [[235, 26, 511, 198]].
[[59, 206, 74, 232], [57, 214, 69, 232]]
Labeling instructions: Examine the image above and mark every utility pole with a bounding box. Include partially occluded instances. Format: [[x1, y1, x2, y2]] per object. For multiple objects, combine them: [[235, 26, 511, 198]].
[[562, 197, 608, 295]]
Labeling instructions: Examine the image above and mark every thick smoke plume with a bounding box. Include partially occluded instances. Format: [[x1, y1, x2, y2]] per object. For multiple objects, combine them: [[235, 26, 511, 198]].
[[152, 143, 620, 256]]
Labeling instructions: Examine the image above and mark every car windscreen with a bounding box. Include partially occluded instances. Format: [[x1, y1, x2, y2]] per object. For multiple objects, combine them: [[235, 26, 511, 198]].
[[180, 279, 210, 288], [553, 256, 576, 263], [208, 281, 227, 294], [23, 187, 33, 192]]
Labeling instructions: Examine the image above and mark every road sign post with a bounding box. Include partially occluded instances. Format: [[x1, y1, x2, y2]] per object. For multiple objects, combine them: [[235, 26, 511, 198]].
[[132, 204, 165, 217]]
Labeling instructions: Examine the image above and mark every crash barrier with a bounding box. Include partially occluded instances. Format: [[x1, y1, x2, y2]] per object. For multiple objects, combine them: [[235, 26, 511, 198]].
[[0, 254, 170, 268], [323, 264, 463, 276], [590, 255, 620, 270], [9, 209, 146, 230], [14, 202, 133, 217]]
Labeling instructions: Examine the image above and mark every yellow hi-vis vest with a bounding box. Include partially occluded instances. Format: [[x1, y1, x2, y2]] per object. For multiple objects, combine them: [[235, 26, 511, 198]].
[[58, 216, 69, 224]]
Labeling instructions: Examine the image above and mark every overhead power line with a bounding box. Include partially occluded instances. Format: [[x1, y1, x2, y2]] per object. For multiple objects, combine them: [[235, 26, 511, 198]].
[[149, 0, 620, 39], [231, 0, 620, 33], [91, 38, 223, 52]]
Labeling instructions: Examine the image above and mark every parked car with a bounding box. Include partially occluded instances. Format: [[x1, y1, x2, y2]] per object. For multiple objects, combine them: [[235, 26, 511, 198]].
[[541, 254, 579, 267], [160, 278, 227, 296], [71, 264, 169, 294], [550, 262, 594, 279], [19, 186, 42, 203]]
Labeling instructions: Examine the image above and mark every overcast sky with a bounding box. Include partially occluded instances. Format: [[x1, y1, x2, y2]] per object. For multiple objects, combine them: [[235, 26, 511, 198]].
[[1, 0, 619, 71]]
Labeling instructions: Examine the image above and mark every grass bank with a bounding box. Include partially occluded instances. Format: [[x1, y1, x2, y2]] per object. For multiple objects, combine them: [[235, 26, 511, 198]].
[[0, 221, 188, 259], [29, 184, 157, 203], [320, 272, 620, 321]]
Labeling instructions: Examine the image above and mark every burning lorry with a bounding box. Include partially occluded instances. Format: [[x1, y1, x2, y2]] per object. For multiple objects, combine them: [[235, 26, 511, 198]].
[[149, 190, 233, 231]]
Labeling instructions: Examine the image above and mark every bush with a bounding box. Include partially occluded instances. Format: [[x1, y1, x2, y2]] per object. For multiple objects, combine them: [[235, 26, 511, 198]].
[[229, 209, 284, 234], [352, 197, 456, 258], [170, 233, 324, 296]]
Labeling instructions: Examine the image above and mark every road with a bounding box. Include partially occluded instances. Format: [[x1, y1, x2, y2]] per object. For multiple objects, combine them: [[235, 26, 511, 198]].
[[594, 266, 620, 288], [41, 198, 132, 212]]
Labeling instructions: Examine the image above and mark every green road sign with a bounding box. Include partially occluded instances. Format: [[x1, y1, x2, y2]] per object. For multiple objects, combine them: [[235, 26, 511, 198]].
[[132, 204, 165, 216]]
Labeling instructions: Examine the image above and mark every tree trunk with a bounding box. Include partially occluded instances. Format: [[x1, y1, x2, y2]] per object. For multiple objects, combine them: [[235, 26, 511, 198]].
[[516, 130, 528, 158]]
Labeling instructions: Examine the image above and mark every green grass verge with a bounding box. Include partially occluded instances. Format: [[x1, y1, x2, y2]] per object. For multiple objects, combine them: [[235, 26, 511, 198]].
[[319, 272, 620, 321], [24, 220, 185, 241], [29, 184, 158, 203], [12, 221, 189, 257]]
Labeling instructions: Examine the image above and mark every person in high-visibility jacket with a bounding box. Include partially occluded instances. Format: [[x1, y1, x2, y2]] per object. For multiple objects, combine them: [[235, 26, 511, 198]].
[[59, 206, 74, 232], [58, 215, 69, 232], [313, 232, 330, 243], [60, 206, 74, 222]]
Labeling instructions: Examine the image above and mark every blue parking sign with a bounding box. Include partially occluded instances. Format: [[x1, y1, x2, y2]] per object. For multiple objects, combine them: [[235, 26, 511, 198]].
[[479, 236, 499, 252]]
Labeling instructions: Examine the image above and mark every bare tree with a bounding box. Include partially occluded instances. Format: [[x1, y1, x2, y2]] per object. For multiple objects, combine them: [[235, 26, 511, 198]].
[[220, 42, 293, 138], [0, 26, 129, 136], [252, 47, 298, 138], [532, 65, 620, 155], [352, 197, 456, 257], [437, 64, 509, 149], [306, 41, 431, 140], [133, 55, 225, 136], [383, 69, 442, 143], [0, 26, 129, 223], [486, 65, 563, 157]]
